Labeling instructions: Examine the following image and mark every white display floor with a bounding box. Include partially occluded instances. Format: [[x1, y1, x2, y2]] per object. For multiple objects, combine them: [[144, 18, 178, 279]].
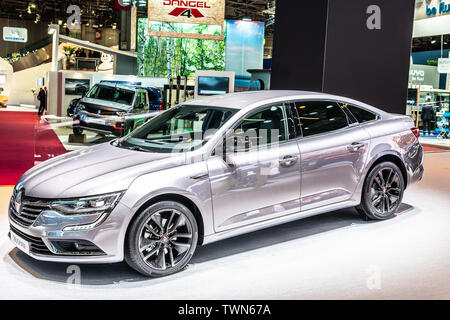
[[0, 152, 449, 299]]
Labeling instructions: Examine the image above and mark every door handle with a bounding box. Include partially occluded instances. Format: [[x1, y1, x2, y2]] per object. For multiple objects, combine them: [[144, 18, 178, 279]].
[[279, 155, 298, 167], [190, 173, 209, 180], [347, 142, 365, 152]]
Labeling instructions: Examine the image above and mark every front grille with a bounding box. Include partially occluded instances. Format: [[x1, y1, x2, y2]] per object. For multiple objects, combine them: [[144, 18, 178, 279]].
[[9, 225, 53, 256], [82, 105, 119, 116], [9, 195, 51, 227]]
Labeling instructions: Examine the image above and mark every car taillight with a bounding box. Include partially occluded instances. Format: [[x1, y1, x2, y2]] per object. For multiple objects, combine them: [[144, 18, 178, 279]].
[[113, 122, 125, 130], [411, 128, 420, 138], [159, 99, 162, 111]]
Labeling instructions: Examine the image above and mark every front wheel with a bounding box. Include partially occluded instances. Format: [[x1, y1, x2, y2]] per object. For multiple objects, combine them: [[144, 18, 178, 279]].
[[73, 126, 83, 135], [125, 201, 198, 277], [357, 162, 405, 220]]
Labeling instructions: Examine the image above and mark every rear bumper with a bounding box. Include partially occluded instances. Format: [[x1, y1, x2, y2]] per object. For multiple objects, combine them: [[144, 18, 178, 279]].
[[406, 142, 425, 187]]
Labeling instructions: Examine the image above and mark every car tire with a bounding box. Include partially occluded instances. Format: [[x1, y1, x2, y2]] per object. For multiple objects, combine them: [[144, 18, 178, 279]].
[[125, 201, 198, 277], [357, 162, 405, 220], [73, 127, 83, 135]]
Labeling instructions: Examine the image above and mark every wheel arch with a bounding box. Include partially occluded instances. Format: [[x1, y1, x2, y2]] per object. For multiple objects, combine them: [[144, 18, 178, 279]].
[[364, 152, 408, 188], [125, 193, 205, 246]]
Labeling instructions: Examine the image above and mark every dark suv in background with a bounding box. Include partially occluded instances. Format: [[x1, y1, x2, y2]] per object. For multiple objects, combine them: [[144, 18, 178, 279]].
[[69, 82, 162, 137]]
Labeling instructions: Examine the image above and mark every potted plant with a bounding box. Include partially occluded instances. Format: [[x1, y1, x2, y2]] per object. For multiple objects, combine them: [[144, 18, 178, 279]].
[[63, 46, 76, 70]]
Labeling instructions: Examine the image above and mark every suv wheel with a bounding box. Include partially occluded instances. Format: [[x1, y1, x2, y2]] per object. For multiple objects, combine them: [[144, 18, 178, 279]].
[[357, 162, 405, 220], [73, 127, 83, 135], [125, 201, 198, 277]]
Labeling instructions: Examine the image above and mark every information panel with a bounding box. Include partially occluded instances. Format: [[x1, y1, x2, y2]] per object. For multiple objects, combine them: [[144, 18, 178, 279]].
[[148, 0, 225, 40], [3, 27, 28, 43]]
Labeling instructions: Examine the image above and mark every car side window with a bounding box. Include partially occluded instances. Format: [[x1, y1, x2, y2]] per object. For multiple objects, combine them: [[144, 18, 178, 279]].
[[293, 101, 350, 138], [234, 104, 288, 147], [148, 90, 157, 102], [344, 104, 379, 124], [133, 90, 147, 112]]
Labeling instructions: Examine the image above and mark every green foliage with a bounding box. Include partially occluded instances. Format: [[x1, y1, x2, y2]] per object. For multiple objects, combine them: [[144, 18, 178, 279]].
[[137, 19, 225, 78], [63, 46, 76, 58]]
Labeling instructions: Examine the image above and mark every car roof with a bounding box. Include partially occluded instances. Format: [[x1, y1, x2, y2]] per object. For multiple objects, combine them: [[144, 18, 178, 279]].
[[97, 82, 140, 91], [183, 90, 380, 112]]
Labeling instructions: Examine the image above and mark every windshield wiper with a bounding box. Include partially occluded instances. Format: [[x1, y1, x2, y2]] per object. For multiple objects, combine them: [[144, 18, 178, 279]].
[[113, 140, 149, 152], [126, 146, 150, 152]]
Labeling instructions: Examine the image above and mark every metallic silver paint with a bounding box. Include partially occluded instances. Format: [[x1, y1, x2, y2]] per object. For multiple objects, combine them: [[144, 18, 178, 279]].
[[9, 91, 424, 263]]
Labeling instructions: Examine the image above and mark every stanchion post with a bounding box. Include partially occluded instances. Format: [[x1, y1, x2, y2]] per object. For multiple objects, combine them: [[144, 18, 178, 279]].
[[184, 75, 188, 102], [176, 76, 181, 105], [416, 84, 421, 128], [168, 78, 173, 109]]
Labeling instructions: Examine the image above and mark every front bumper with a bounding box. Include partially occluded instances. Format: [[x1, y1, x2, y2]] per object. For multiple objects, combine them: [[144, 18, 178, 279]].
[[8, 201, 132, 264], [77, 119, 124, 137]]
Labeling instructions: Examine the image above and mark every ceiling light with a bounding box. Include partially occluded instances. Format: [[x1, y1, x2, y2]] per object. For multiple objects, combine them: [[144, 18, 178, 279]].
[[431, 40, 437, 44]]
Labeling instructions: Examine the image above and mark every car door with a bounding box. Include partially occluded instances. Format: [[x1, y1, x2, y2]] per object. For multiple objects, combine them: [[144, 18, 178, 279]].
[[130, 90, 148, 127], [288, 100, 371, 211], [207, 103, 301, 232]]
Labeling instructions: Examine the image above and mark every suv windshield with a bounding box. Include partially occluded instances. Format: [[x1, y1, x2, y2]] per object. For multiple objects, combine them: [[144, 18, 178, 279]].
[[118, 105, 237, 153], [86, 85, 135, 105]]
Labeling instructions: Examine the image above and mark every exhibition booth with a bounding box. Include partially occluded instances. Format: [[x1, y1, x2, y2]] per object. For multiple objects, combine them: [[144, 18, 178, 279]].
[[409, 0, 450, 146]]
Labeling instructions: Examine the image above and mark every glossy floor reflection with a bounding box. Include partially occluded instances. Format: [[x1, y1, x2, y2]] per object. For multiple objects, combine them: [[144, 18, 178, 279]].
[[0, 153, 449, 299]]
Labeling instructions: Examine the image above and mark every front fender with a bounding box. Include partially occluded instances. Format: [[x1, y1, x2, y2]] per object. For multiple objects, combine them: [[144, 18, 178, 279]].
[[118, 160, 214, 246]]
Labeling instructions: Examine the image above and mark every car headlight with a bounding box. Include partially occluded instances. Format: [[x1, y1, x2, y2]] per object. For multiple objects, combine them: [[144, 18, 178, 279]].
[[75, 104, 85, 112], [50, 192, 123, 215]]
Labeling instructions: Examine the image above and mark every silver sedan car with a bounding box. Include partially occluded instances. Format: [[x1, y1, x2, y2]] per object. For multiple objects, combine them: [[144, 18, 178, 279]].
[[8, 91, 424, 277]]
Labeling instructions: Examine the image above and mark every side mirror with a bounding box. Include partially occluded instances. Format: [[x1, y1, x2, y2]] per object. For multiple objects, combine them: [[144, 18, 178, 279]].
[[221, 135, 252, 166]]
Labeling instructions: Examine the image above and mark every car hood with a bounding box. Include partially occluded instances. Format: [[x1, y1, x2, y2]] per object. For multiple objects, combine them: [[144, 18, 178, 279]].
[[80, 98, 133, 112], [18, 143, 186, 199]]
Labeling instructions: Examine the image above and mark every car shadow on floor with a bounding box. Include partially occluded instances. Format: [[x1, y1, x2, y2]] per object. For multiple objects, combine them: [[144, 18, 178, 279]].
[[7, 204, 414, 286]]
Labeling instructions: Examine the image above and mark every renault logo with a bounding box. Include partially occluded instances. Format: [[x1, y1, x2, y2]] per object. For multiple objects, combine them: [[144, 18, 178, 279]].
[[14, 189, 23, 215]]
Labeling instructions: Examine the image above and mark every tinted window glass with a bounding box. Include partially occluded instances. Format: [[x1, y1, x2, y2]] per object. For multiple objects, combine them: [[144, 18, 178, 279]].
[[235, 104, 287, 147], [294, 101, 350, 137], [345, 104, 378, 123], [148, 90, 157, 101], [87, 85, 135, 105]]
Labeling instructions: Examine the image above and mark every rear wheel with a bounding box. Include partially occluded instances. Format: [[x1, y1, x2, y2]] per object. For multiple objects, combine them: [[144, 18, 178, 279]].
[[357, 162, 405, 220], [125, 201, 198, 277]]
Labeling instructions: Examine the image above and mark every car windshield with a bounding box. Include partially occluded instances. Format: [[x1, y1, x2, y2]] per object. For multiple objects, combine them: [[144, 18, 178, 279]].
[[86, 85, 135, 105], [118, 105, 237, 153]]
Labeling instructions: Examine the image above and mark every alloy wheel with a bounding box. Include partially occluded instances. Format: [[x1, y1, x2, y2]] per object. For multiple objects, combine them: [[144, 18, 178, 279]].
[[369, 167, 402, 216], [137, 209, 194, 271]]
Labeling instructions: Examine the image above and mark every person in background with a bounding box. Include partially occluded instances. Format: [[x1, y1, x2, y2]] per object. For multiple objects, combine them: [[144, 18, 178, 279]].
[[37, 88, 46, 116], [421, 97, 435, 135]]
